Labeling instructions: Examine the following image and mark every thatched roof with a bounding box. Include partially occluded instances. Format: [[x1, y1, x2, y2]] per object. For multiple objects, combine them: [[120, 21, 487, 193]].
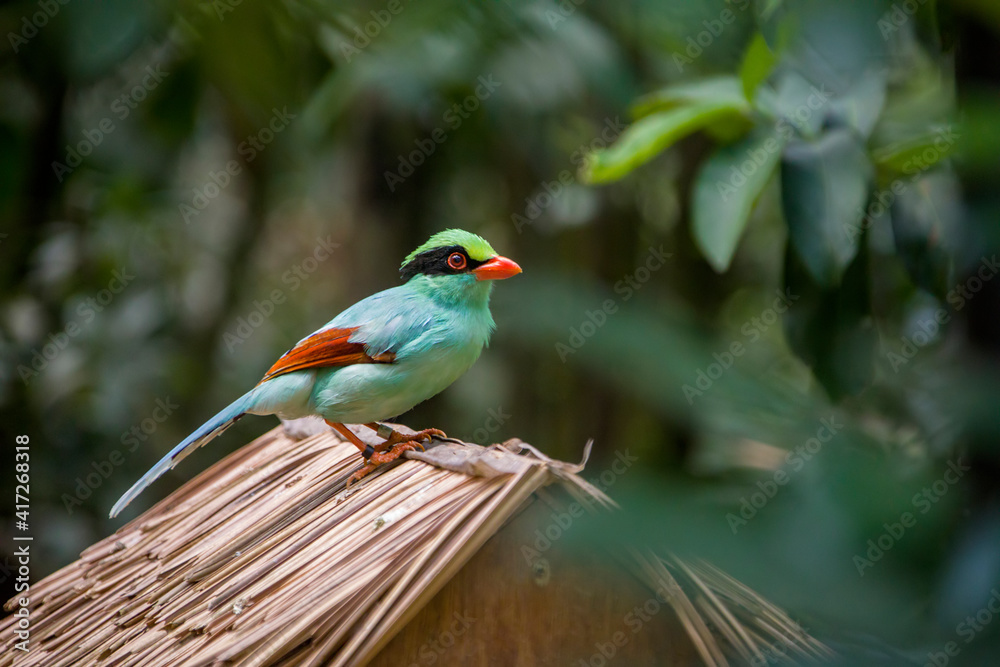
[[1, 423, 831, 666]]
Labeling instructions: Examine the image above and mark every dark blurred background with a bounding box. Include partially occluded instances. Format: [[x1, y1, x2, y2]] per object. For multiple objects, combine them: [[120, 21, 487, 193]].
[[1, 0, 999, 663]]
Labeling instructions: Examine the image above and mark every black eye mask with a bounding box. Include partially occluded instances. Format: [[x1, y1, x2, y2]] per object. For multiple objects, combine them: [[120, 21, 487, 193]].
[[399, 245, 487, 281]]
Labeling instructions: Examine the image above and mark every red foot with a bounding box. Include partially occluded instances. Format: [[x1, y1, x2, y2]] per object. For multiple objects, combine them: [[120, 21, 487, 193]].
[[373, 427, 446, 452], [347, 440, 427, 486]]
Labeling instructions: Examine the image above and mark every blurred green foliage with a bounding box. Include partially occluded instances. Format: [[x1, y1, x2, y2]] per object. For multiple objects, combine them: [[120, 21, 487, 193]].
[[1, 0, 999, 663]]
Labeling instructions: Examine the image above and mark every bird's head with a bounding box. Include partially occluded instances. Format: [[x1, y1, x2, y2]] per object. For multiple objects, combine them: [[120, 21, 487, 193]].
[[400, 229, 521, 306]]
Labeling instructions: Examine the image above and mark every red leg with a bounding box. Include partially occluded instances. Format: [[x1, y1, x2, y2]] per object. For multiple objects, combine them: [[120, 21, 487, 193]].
[[326, 421, 373, 457], [347, 440, 426, 485], [362, 423, 392, 452], [337, 422, 446, 486], [362, 423, 446, 452], [362, 423, 445, 449], [345, 424, 446, 485]]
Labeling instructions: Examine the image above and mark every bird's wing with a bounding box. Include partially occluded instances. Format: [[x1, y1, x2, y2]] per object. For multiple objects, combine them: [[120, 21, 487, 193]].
[[261, 284, 438, 384], [327, 285, 438, 357], [259, 326, 395, 383]]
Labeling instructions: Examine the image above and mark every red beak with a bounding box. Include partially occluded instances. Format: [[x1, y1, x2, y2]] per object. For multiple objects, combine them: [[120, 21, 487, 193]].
[[473, 255, 522, 281]]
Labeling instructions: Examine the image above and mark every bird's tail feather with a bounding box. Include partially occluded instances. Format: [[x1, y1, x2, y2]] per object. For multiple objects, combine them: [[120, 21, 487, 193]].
[[109, 392, 253, 518]]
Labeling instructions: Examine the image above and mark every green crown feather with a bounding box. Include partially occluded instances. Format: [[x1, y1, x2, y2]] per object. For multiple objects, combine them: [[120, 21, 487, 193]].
[[402, 229, 497, 266]]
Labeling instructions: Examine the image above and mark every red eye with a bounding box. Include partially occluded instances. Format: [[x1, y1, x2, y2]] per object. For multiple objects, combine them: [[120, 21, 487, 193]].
[[447, 252, 467, 270]]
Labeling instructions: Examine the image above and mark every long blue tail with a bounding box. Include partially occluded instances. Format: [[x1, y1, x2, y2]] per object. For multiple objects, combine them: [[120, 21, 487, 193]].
[[109, 391, 253, 518]]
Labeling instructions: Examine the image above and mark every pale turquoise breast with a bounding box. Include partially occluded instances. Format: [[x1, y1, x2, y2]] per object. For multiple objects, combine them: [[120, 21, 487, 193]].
[[310, 299, 493, 423], [245, 273, 496, 425]]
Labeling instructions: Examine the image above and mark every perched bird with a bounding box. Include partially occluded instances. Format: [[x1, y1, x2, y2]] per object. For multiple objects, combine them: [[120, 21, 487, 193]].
[[110, 229, 521, 518]]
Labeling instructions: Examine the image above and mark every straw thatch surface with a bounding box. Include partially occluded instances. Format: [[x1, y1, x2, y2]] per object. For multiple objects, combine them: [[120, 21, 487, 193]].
[[1, 423, 831, 666]]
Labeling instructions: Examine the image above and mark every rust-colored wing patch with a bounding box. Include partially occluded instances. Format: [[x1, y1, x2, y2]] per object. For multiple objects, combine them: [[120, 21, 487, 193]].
[[259, 326, 395, 384]]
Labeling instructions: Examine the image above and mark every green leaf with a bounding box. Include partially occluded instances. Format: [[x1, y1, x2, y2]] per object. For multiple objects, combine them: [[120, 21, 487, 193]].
[[739, 33, 778, 101], [582, 101, 748, 184], [692, 127, 786, 272], [759, 0, 784, 21], [758, 3, 797, 53], [871, 127, 958, 174], [781, 128, 873, 286], [756, 71, 829, 139], [890, 170, 959, 298], [828, 69, 887, 139], [631, 76, 748, 119], [782, 237, 877, 400]]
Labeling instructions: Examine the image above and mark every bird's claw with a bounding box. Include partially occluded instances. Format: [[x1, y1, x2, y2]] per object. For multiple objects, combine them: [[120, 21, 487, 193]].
[[373, 427, 446, 452], [347, 439, 427, 487]]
